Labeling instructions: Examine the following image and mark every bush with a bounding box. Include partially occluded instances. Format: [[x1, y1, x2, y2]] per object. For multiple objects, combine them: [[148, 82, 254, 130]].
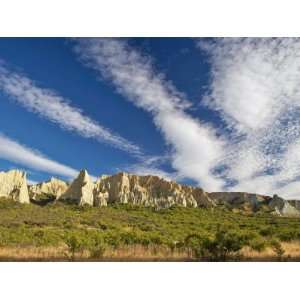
[[88, 235, 107, 259], [276, 229, 300, 242], [259, 226, 276, 237], [185, 229, 247, 261], [249, 238, 267, 252], [65, 234, 86, 261]]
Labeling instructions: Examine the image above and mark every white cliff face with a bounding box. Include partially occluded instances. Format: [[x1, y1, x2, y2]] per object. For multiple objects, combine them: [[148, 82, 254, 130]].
[[60, 170, 94, 206], [58, 171, 215, 208], [0, 170, 30, 203], [94, 172, 215, 208], [29, 178, 69, 200], [2, 169, 300, 216]]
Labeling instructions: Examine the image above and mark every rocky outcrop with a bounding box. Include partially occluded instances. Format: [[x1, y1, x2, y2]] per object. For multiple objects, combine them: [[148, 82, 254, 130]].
[[94, 172, 215, 208], [209, 192, 268, 207], [29, 177, 68, 201], [60, 170, 94, 206], [269, 195, 300, 217], [209, 192, 300, 216], [1, 168, 300, 216], [0, 170, 30, 203], [58, 170, 215, 208]]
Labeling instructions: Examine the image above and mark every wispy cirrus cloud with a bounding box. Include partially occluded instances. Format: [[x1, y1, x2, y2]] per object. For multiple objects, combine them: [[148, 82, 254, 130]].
[[199, 38, 300, 198], [0, 134, 78, 178], [74, 38, 300, 198], [73, 38, 225, 191], [0, 64, 141, 155]]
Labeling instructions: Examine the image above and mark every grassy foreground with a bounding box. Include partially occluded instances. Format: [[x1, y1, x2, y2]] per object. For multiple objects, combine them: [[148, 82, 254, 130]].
[[1, 197, 300, 261]]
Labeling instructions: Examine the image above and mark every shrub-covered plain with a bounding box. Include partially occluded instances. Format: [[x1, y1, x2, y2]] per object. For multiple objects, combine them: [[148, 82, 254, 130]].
[[0, 197, 300, 260]]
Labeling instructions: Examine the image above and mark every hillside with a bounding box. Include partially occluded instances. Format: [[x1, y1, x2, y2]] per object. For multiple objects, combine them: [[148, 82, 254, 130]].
[[0, 197, 299, 261], [1, 168, 300, 261]]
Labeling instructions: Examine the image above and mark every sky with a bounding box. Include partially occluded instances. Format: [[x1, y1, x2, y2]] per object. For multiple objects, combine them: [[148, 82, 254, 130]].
[[1, 38, 300, 199]]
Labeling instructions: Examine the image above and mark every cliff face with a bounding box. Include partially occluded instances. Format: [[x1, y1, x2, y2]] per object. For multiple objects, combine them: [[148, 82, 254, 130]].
[[269, 195, 300, 217], [0, 170, 30, 203], [60, 170, 94, 206], [29, 177, 68, 201], [209, 192, 300, 217], [209, 192, 268, 206], [93, 172, 214, 208], [1, 168, 300, 216], [58, 170, 215, 208]]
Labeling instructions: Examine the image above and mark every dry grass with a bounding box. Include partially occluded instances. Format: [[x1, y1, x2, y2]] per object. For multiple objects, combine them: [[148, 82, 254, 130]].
[[1, 242, 300, 261], [103, 245, 191, 261], [0, 244, 191, 261], [241, 241, 300, 261], [0, 245, 68, 261]]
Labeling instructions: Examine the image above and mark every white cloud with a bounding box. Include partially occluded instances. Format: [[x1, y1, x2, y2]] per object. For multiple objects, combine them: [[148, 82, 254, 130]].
[[0, 64, 141, 155], [69, 37, 300, 198], [199, 38, 300, 198], [0, 134, 78, 178], [74, 38, 225, 191]]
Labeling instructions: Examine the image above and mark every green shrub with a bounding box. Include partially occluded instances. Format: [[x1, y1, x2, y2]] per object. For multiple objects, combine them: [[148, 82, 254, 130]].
[[249, 238, 267, 252], [65, 234, 87, 261], [88, 235, 107, 259], [259, 226, 276, 237], [185, 229, 247, 261]]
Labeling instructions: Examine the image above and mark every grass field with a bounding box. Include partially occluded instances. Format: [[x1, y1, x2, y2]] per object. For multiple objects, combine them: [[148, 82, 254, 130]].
[[0, 197, 300, 261]]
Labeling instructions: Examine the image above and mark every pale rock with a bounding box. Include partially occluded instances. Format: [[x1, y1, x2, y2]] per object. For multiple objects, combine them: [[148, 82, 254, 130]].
[[93, 178, 109, 207], [94, 172, 215, 208], [270, 194, 300, 217], [0, 170, 30, 203], [60, 170, 94, 206], [29, 177, 68, 200]]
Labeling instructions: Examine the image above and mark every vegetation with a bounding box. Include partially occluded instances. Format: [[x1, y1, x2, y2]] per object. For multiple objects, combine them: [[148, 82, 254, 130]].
[[0, 197, 300, 260]]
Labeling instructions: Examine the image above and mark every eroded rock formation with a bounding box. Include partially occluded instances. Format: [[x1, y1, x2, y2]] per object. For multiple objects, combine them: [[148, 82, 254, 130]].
[[60, 170, 94, 206], [0, 170, 30, 203], [269, 194, 300, 217], [1, 168, 300, 216], [58, 170, 215, 208], [94, 172, 215, 208], [29, 177, 69, 201], [209, 192, 268, 207]]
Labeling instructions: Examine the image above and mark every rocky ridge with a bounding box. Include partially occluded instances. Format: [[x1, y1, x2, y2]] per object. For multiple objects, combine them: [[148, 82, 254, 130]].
[[60, 170, 214, 208], [0, 169, 300, 216]]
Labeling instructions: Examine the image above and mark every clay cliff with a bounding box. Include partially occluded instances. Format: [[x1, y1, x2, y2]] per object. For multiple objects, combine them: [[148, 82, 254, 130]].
[[0, 170, 30, 203], [0, 168, 300, 216], [60, 170, 94, 206], [29, 177, 68, 201], [61, 170, 215, 208]]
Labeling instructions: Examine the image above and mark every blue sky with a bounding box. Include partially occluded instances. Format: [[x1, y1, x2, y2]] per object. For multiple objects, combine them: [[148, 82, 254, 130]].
[[1, 38, 300, 199]]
